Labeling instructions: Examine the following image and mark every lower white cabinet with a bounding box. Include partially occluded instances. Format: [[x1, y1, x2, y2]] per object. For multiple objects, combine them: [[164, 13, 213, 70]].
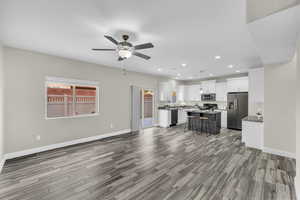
[[159, 109, 187, 127], [242, 120, 264, 150], [178, 109, 187, 124], [158, 110, 171, 128], [221, 111, 227, 128]]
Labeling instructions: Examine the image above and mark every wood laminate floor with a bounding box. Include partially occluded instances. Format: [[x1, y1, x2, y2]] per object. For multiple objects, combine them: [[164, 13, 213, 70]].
[[0, 127, 296, 200]]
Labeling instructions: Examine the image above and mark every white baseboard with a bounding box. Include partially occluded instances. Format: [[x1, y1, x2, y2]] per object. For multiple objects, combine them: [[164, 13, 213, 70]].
[[296, 176, 300, 200], [4, 129, 131, 161], [263, 147, 296, 159]]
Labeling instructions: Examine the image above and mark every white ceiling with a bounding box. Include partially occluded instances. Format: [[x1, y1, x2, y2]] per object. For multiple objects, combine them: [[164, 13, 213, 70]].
[[0, 0, 296, 80], [248, 5, 300, 64]]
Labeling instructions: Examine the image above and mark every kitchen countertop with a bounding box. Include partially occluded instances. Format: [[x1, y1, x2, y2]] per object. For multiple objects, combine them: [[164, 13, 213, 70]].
[[158, 106, 196, 110], [242, 116, 263, 123], [186, 110, 221, 114]]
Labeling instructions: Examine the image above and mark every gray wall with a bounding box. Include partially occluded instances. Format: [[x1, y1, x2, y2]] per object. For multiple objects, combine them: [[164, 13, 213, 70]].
[[0, 42, 4, 161], [247, 0, 300, 22], [3, 47, 166, 153], [264, 57, 296, 154]]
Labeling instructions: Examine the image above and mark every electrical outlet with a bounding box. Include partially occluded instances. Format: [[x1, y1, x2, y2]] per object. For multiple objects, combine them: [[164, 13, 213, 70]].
[[36, 135, 41, 141], [110, 123, 114, 129]]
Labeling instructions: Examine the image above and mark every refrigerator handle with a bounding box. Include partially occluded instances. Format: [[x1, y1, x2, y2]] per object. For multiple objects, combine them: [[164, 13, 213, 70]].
[[234, 99, 237, 110]]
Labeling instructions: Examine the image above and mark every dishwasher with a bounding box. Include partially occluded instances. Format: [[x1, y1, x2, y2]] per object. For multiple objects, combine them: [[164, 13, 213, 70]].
[[170, 109, 178, 126]]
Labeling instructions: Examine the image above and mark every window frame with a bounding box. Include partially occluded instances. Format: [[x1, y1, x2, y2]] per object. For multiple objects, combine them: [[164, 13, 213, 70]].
[[45, 76, 100, 120]]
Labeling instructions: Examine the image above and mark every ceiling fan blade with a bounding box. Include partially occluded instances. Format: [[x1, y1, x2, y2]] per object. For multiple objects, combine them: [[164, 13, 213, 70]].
[[92, 48, 115, 51], [104, 35, 119, 45], [133, 52, 151, 60], [134, 43, 154, 50]]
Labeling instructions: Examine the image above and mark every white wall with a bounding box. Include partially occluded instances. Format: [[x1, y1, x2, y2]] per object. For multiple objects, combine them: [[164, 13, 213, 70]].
[[3, 47, 166, 154], [296, 38, 300, 199], [0, 42, 4, 162], [264, 56, 296, 156], [247, 0, 300, 22], [248, 68, 264, 116]]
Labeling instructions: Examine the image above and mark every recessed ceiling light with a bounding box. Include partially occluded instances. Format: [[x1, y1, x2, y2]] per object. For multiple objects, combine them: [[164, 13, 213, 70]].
[[181, 63, 187, 67], [175, 77, 179, 79], [209, 73, 213, 76], [157, 68, 162, 72], [236, 70, 240, 73], [188, 76, 193, 79], [215, 56, 221, 60], [228, 65, 234, 68], [177, 73, 181, 76]]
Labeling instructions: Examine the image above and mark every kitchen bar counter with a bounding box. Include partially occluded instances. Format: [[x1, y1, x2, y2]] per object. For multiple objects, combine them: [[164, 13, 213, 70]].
[[158, 106, 196, 110], [187, 110, 221, 114], [187, 110, 221, 134]]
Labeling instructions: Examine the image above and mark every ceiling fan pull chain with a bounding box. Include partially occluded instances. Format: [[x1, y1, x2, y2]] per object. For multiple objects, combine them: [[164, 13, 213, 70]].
[[122, 60, 127, 75]]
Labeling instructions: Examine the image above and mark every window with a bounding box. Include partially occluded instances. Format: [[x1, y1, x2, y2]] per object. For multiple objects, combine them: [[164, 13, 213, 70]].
[[46, 77, 99, 119]]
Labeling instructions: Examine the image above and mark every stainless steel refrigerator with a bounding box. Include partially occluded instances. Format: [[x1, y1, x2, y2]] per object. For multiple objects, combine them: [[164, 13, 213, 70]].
[[227, 92, 248, 130]]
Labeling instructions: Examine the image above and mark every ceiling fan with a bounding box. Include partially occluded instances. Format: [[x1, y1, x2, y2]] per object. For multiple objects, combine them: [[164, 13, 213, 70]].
[[92, 35, 154, 61]]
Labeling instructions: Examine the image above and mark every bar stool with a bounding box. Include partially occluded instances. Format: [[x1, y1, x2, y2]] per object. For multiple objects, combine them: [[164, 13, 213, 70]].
[[192, 115, 202, 135], [199, 117, 210, 136], [184, 115, 196, 132]]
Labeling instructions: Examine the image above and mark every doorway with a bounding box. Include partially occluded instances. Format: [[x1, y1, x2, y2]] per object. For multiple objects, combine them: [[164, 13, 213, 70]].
[[142, 89, 154, 128], [131, 86, 155, 131]]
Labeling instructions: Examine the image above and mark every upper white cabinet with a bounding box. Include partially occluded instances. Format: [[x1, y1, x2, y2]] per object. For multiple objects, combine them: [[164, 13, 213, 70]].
[[159, 77, 249, 102], [201, 80, 216, 94], [186, 85, 201, 101], [176, 85, 185, 102], [216, 82, 227, 101], [227, 77, 249, 92], [159, 82, 171, 101], [159, 80, 181, 102]]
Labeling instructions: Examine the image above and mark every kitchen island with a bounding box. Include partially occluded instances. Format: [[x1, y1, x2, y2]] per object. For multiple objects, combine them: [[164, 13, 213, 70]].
[[187, 110, 221, 135]]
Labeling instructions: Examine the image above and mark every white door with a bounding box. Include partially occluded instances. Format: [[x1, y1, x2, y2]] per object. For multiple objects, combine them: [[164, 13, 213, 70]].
[[142, 89, 155, 129], [131, 86, 142, 131]]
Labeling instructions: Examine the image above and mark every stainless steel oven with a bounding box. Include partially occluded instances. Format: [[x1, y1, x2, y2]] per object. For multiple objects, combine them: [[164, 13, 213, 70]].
[[201, 93, 216, 101]]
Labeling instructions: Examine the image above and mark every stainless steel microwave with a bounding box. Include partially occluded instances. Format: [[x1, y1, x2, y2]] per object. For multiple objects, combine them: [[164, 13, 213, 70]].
[[201, 93, 216, 101]]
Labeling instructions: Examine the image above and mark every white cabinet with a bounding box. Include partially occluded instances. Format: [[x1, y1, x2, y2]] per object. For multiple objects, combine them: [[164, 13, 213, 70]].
[[221, 111, 227, 128], [159, 110, 171, 127], [186, 85, 201, 101], [159, 82, 171, 101], [227, 77, 249, 92], [216, 82, 227, 101], [178, 109, 187, 124], [176, 85, 185, 102], [201, 80, 216, 93], [242, 120, 264, 150]]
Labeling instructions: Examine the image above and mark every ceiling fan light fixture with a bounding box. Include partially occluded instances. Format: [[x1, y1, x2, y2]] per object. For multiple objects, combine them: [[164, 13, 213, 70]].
[[93, 34, 153, 61], [118, 49, 132, 58]]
